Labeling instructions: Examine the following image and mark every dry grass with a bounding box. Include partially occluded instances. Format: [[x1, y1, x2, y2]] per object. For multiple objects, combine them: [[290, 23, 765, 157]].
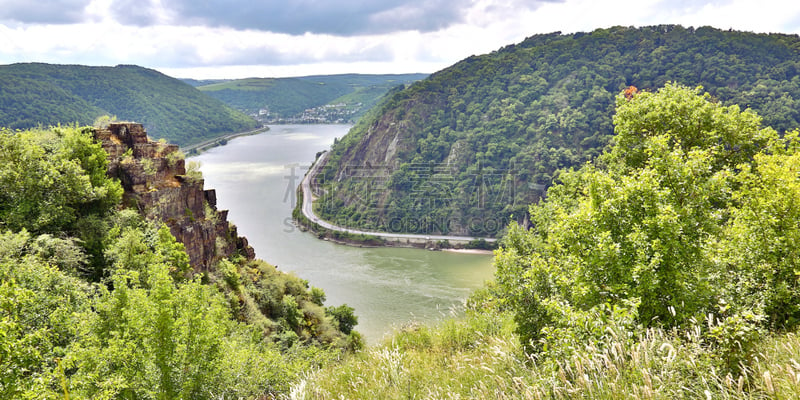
[[286, 312, 800, 400]]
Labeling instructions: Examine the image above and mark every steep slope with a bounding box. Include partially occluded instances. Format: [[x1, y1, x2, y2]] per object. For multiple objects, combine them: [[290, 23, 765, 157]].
[[93, 122, 254, 269], [0, 63, 258, 146], [0, 124, 361, 398], [197, 73, 427, 121], [316, 25, 800, 237], [0, 76, 105, 128]]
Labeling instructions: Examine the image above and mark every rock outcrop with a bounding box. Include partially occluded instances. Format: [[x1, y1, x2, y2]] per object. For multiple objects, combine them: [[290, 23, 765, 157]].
[[94, 122, 255, 270]]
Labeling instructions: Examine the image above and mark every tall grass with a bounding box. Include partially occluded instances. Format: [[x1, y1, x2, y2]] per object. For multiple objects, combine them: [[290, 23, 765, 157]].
[[286, 311, 800, 399]]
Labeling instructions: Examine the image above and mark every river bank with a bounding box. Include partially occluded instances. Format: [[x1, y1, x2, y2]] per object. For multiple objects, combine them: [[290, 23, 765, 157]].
[[192, 125, 495, 342], [294, 151, 498, 251], [181, 126, 270, 155], [442, 248, 495, 255]]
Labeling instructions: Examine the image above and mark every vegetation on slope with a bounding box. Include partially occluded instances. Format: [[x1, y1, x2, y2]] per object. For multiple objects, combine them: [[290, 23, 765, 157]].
[[197, 73, 427, 120], [293, 309, 800, 399], [496, 84, 800, 351], [4, 82, 800, 399], [292, 84, 800, 399], [318, 25, 800, 237], [0, 125, 359, 399], [0, 63, 258, 146]]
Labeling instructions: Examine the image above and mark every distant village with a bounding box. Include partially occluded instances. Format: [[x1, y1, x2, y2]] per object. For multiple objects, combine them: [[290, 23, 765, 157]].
[[252, 102, 363, 124]]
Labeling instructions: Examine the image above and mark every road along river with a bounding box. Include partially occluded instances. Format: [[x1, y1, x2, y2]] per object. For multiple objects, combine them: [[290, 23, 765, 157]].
[[300, 150, 497, 247], [192, 125, 495, 343]]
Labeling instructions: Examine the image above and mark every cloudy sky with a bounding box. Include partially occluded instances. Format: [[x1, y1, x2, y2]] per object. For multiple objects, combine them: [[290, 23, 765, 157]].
[[1, 0, 799, 79]]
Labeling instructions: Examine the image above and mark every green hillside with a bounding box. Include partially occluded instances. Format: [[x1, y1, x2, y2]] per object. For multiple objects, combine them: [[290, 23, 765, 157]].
[[296, 84, 800, 399], [0, 125, 359, 398], [197, 73, 427, 120], [317, 25, 800, 237], [0, 63, 258, 146], [181, 78, 228, 87]]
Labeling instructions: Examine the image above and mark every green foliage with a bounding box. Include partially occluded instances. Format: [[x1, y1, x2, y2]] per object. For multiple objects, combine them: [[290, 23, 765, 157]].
[[465, 238, 496, 250], [0, 125, 357, 398], [0, 126, 122, 234], [705, 308, 765, 374], [494, 83, 800, 380], [0, 220, 350, 399], [165, 149, 185, 168], [217, 258, 242, 290], [0, 63, 258, 146], [140, 158, 156, 176], [611, 86, 775, 169], [217, 259, 361, 351], [326, 304, 358, 335], [197, 73, 426, 119], [67, 262, 233, 399], [28, 233, 89, 273], [292, 310, 515, 400], [104, 223, 191, 283], [184, 160, 203, 183], [716, 134, 800, 330], [310, 286, 326, 306], [93, 114, 118, 129], [0, 231, 92, 399], [321, 25, 800, 236], [293, 306, 800, 400]]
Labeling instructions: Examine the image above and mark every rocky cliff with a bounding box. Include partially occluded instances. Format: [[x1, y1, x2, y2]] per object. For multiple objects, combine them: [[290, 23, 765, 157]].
[[94, 122, 255, 270]]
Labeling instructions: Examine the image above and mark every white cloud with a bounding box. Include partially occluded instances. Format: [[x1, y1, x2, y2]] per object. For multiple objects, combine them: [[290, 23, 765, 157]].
[[662, 0, 800, 33], [1, 0, 799, 78]]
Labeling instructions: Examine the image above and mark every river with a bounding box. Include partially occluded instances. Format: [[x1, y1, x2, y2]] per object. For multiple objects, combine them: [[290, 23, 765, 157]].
[[192, 125, 495, 343]]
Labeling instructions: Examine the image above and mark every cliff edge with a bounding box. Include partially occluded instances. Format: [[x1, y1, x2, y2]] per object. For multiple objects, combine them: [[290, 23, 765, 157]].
[[94, 122, 255, 270]]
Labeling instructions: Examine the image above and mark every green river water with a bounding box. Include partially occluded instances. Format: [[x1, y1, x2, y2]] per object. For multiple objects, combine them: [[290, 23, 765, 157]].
[[192, 125, 494, 343]]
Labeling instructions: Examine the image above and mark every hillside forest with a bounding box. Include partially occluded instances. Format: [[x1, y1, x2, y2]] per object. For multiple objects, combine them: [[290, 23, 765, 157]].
[[0, 63, 258, 146], [0, 125, 360, 399], [293, 84, 800, 399], [318, 25, 800, 237], [3, 24, 800, 399], [194, 73, 427, 123]]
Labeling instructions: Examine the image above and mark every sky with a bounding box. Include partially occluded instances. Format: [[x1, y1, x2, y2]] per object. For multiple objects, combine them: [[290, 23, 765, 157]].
[[1, 0, 799, 79]]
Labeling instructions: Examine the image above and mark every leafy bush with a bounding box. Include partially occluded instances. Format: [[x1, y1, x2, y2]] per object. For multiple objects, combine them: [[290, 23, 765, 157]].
[[184, 160, 203, 183], [326, 304, 358, 335], [0, 126, 357, 398], [495, 84, 798, 363], [0, 233, 92, 398], [0, 126, 122, 234]]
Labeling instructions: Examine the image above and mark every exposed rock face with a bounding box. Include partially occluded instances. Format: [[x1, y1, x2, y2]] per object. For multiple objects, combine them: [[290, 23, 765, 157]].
[[94, 122, 255, 270]]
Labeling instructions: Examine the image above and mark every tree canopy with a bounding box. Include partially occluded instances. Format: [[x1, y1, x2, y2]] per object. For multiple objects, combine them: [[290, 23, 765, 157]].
[[0, 126, 123, 234], [196, 73, 427, 122], [319, 25, 800, 237], [495, 84, 800, 359], [0, 126, 360, 398], [0, 63, 258, 146]]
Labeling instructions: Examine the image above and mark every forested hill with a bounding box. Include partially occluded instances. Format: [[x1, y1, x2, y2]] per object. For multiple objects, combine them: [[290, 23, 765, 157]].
[[317, 25, 800, 238], [0, 63, 258, 146], [195, 73, 427, 121]]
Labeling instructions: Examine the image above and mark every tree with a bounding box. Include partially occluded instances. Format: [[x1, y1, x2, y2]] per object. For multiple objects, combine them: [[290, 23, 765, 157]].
[[0, 126, 122, 234], [67, 262, 232, 399], [495, 84, 784, 350], [718, 131, 800, 329], [0, 231, 92, 398], [326, 304, 358, 335]]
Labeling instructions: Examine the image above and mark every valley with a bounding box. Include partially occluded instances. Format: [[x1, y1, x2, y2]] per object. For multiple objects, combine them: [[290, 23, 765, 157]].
[[4, 19, 800, 399], [191, 124, 494, 342]]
